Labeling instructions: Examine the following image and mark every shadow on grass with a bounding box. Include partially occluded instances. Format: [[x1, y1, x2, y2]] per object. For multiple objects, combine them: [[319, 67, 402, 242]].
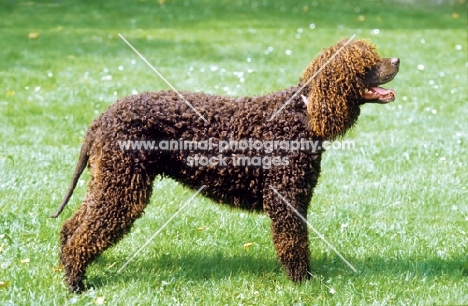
[[87, 251, 279, 289], [312, 253, 468, 279], [85, 250, 467, 290]]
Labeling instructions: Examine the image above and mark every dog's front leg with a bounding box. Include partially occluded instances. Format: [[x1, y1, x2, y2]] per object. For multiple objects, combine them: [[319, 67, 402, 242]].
[[264, 187, 311, 282]]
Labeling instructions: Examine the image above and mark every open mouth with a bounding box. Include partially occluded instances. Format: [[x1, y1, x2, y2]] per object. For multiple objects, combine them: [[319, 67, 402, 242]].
[[363, 86, 396, 103]]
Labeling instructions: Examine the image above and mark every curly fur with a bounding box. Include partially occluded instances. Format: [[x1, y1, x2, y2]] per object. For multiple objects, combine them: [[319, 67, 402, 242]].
[[301, 39, 381, 139], [52, 39, 398, 292]]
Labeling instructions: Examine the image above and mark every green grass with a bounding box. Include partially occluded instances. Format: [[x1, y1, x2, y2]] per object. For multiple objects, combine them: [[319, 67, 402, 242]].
[[0, 0, 467, 304]]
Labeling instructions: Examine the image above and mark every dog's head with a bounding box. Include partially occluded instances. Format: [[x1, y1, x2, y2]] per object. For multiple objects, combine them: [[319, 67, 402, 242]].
[[300, 39, 399, 139], [361, 56, 399, 104]]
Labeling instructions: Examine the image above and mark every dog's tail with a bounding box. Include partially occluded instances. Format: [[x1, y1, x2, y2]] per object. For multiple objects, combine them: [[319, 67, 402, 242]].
[[50, 142, 89, 218]]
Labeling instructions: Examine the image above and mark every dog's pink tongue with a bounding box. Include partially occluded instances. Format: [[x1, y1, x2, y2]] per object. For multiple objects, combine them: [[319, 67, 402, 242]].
[[371, 87, 395, 96], [364, 86, 396, 101]]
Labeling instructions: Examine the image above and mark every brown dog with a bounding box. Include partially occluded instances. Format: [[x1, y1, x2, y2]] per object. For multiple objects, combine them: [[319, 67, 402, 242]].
[[52, 39, 399, 292]]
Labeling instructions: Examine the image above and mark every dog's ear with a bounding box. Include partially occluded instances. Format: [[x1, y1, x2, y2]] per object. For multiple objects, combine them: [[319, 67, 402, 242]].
[[305, 76, 356, 139], [301, 39, 380, 139]]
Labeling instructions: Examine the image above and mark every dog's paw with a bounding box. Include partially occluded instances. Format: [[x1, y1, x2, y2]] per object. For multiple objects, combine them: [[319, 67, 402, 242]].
[[286, 262, 312, 283], [67, 277, 85, 293]]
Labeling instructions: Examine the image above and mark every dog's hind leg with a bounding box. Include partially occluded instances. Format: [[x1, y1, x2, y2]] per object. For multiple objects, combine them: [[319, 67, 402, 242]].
[[60, 165, 154, 293], [59, 200, 88, 265]]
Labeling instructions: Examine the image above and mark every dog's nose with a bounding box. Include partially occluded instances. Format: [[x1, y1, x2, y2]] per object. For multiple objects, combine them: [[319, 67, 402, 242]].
[[390, 58, 400, 66]]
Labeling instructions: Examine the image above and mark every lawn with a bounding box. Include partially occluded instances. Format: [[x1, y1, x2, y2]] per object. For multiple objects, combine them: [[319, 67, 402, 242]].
[[0, 0, 467, 305]]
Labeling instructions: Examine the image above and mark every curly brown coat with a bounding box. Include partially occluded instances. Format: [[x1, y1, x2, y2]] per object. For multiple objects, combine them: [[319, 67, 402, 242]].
[[52, 39, 399, 292]]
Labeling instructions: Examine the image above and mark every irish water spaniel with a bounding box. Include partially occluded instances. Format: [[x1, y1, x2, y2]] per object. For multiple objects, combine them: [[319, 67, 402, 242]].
[[51, 39, 399, 292]]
